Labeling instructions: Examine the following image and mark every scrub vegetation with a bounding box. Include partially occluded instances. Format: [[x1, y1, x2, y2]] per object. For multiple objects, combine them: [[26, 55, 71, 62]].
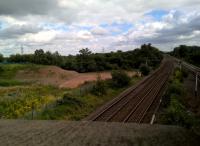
[[160, 68, 199, 129], [33, 75, 141, 120], [0, 44, 163, 120], [5, 44, 163, 73]]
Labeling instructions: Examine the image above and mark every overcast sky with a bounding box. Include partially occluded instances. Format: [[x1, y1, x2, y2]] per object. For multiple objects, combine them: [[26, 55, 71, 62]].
[[0, 0, 200, 56]]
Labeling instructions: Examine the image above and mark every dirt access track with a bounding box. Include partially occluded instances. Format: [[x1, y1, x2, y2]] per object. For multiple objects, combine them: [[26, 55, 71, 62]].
[[0, 120, 199, 146], [15, 66, 136, 88]]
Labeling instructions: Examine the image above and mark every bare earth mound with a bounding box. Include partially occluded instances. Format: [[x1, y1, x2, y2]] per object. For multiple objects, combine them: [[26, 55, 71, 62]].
[[15, 66, 136, 88], [15, 66, 78, 86], [0, 120, 199, 146]]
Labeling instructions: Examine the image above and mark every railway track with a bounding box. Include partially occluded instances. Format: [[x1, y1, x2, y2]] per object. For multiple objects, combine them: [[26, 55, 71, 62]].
[[88, 59, 174, 123]]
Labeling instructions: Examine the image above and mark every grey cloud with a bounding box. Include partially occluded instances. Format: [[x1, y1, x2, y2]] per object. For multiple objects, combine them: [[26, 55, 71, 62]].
[[0, 24, 42, 39], [1, 0, 200, 56], [130, 13, 200, 45], [90, 27, 109, 36], [0, 0, 57, 16]]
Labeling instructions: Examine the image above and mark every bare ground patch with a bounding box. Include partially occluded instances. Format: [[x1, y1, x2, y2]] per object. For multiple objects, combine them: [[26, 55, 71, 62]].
[[15, 66, 136, 89]]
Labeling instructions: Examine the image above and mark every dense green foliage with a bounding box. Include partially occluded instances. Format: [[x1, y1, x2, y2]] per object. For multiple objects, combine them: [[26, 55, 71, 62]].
[[0, 63, 141, 120], [139, 64, 150, 76], [91, 75, 107, 96], [171, 45, 200, 66], [34, 77, 141, 120], [8, 50, 63, 66], [7, 44, 163, 73], [0, 64, 42, 87], [0, 54, 3, 62], [161, 68, 195, 128], [0, 85, 65, 119], [111, 70, 131, 88]]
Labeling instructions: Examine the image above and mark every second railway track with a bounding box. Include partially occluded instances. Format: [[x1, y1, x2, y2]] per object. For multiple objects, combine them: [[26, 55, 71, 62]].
[[88, 58, 174, 123]]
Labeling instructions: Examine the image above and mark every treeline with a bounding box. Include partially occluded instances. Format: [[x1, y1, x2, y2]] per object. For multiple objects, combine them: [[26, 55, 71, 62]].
[[171, 45, 200, 66], [6, 44, 163, 72], [0, 54, 3, 62]]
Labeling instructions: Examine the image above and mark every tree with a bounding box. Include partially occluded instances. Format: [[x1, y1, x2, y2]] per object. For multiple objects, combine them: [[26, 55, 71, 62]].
[[0, 54, 4, 62], [139, 64, 150, 76], [111, 70, 131, 88], [6, 44, 164, 73], [92, 75, 106, 96], [34, 49, 45, 64], [172, 45, 200, 66], [76, 48, 96, 72]]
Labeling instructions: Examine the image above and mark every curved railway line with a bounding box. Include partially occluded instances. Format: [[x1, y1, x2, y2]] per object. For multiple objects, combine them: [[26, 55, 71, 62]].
[[88, 58, 174, 123]]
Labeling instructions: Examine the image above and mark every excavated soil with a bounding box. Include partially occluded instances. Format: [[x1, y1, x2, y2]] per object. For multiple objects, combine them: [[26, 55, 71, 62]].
[[15, 66, 136, 89]]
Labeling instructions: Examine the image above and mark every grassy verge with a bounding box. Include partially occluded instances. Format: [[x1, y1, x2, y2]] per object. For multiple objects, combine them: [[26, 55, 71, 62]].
[[0, 64, 42, 86], [0, 85, 66, 119], [34, 77, 141, 120], [159, 68, 198, 129], [0, 64, 142, 120]]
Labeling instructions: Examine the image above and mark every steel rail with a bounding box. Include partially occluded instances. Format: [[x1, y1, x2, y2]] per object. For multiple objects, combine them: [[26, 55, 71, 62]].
[[123, 69, 169, 123], [137, 68, 172, 123], [106, 68, 166, 122], [91, 65, 164, 121]]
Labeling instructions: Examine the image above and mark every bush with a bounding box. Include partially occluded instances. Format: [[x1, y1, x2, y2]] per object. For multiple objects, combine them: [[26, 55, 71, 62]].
[[174, 69, 184, 82], [166, 81, 185, 98], [57, 93, 83, 107], [139, 64, 150, 76], [111, 70, 131, 88], [91, 75, 107, 96], [161, 95, 195, 128], [0, 66, 4, 73], [182, 68, 189, 78], [0, 54, 3, 62], [160, 67, 196, 128]]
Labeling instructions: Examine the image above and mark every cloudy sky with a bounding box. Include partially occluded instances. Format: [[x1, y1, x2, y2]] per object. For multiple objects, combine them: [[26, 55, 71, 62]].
[[0, 0, 200, 56]]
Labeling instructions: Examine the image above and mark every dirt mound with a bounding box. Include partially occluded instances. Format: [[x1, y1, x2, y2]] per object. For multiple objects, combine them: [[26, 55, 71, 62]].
[[15, 66, 79, 86], [16, 66, 136, 89], [59, 72, 112, 88], [59, 71, 136, 88]]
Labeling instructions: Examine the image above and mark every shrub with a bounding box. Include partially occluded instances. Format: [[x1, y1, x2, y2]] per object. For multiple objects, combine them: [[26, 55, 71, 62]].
[[161, 95, 195, 128], [91, 75, 107, 96], [111, 70, 131, 88], [174, 69, 184, 82], [139, 64, 150, 76], [182, 68, 189, 78], [57, 93, 83, 107], [0, 66, 4, 73], [166, 81, 185, 98], [0, 54, 3, 62], [160, 67, 196, 128]]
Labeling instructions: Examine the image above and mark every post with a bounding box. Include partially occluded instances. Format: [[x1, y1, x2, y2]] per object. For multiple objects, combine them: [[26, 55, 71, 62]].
[[195, 73, 198, 97], [31, 103, 34, 120], [150, 114, 156, 125], [80, 86, 82, 96], [145, 59, 148, 66]]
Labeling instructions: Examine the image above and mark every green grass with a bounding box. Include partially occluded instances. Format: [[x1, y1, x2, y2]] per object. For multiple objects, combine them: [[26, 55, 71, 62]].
[[0, 64, 41, 78], [0, 79, 26, 86], [160, 68, 196, 128], [0, 64, 142, 120], [0, 85, 66, 119], [0, 64, 43, 87], [35, 88, 126, 120], [34, 77, 141, 120]]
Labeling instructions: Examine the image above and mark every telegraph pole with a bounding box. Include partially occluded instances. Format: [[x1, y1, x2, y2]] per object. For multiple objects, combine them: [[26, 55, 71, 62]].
[[102, 47, 105, 53], [195, 72, 198, 97], [21, 45, 24, 55]]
